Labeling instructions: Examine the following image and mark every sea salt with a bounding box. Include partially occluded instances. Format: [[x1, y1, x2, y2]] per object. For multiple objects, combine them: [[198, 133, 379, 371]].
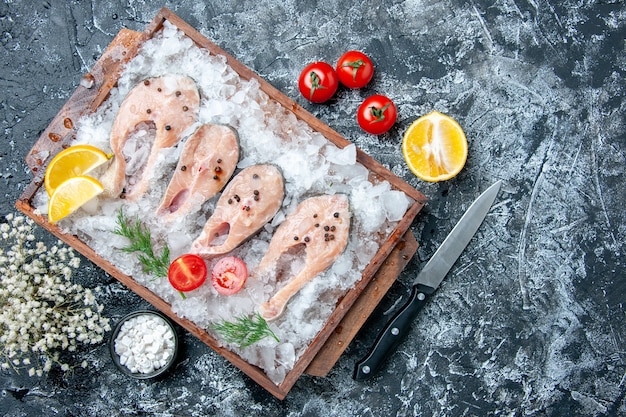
[[114, 314, 176, 374], [41, 21, 414, 384]]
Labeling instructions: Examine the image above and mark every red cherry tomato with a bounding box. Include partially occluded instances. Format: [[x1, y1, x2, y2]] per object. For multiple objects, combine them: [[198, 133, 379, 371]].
[[168, 254, 207, 293], [357, 94, 398, 135], [336, 50, 374, 89], [211, 256, 248, 296], [298, 61, 338, 103]]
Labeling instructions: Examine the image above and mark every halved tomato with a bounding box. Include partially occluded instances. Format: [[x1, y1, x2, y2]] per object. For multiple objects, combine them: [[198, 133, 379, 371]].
[[211, 256, 248, 296], [168, 254, 208, 293]]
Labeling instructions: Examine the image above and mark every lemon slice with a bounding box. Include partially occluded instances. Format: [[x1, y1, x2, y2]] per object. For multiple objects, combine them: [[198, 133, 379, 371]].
[[44, 144, 111, 196], [48, 176, 104, 224], [402, 111, 468, 182]]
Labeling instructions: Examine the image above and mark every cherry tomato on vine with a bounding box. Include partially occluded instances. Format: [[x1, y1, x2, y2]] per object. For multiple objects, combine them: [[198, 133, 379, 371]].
[[168, 254, 207, 293], [211, 256, 248, 296], [336, 50, 374, 89], [298, 61, 338, 103], [357, 95, 398, 135]]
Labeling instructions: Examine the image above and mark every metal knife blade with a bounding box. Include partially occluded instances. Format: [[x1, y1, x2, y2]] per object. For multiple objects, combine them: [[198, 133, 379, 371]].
[[353, 180, 502, 381]]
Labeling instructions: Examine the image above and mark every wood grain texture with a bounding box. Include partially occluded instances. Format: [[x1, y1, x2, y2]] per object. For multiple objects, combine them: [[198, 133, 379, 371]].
[[25, 28, 144, 173]]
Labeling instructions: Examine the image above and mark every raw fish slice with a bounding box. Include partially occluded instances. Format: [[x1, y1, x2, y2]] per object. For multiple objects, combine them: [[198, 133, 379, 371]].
[[157, 124, 239, 219], [256, 194, 350, 321], [190, 164, 285, 258], [100, 74, 200, 199]]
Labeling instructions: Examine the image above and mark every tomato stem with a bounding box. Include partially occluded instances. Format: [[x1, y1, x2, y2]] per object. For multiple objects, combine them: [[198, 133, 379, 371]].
[[309, 71, 327, 100], [342, 59, 366, 81], [369, 103, 391, 123]]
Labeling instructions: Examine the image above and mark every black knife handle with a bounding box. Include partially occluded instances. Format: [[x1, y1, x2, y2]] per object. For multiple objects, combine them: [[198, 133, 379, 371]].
[[353, 283, 436, 381]]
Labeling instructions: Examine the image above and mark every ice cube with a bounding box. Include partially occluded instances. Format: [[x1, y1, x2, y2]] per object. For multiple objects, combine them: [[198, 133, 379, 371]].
[[325, 143, 356, 165], [382, 190, 411, 221], [276, 343, 295, 368], [330, 254, 352, 276], [356, 239, 379, 266]]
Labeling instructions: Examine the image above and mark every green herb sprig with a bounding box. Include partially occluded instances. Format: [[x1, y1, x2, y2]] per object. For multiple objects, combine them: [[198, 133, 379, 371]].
[[210, 313, 279, 348], [114, 209, 170, 278]]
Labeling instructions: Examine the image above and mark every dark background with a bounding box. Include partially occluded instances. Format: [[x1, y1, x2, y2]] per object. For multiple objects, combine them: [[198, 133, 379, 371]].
[[1, 1, 624, 416]]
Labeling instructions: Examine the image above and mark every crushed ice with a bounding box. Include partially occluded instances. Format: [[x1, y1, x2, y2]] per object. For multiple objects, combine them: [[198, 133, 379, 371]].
[[36, 21, 413, 385]]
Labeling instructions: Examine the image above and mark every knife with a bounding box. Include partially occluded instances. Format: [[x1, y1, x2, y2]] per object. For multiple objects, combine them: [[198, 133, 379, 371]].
[[353, 180, 502, 381]]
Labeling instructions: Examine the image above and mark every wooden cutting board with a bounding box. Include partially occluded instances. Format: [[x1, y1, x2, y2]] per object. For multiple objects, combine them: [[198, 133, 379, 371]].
[[305, 230, 417, 376], [16, 8, 426, 399]]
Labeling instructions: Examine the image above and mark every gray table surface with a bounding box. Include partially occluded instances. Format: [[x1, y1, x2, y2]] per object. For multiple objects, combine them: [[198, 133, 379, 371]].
[[1, 1, 624, 416]]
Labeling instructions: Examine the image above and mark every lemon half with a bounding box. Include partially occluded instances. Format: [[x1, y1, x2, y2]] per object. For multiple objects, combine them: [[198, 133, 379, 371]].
[[402, 111, 468, 182]]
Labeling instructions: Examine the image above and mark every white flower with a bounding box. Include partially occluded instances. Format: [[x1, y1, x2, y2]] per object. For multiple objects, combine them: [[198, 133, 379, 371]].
[[1, 213, 110, 377]]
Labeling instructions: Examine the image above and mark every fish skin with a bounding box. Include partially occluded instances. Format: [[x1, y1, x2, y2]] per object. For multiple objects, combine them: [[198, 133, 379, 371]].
[[157, 124, 239, 219], [190, 164, 285, 258], [257, 194, 351, 321], [100, 74, 200, 199]]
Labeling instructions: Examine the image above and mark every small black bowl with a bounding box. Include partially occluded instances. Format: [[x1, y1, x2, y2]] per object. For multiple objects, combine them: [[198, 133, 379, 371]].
[[109, 309, 179, 380]]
